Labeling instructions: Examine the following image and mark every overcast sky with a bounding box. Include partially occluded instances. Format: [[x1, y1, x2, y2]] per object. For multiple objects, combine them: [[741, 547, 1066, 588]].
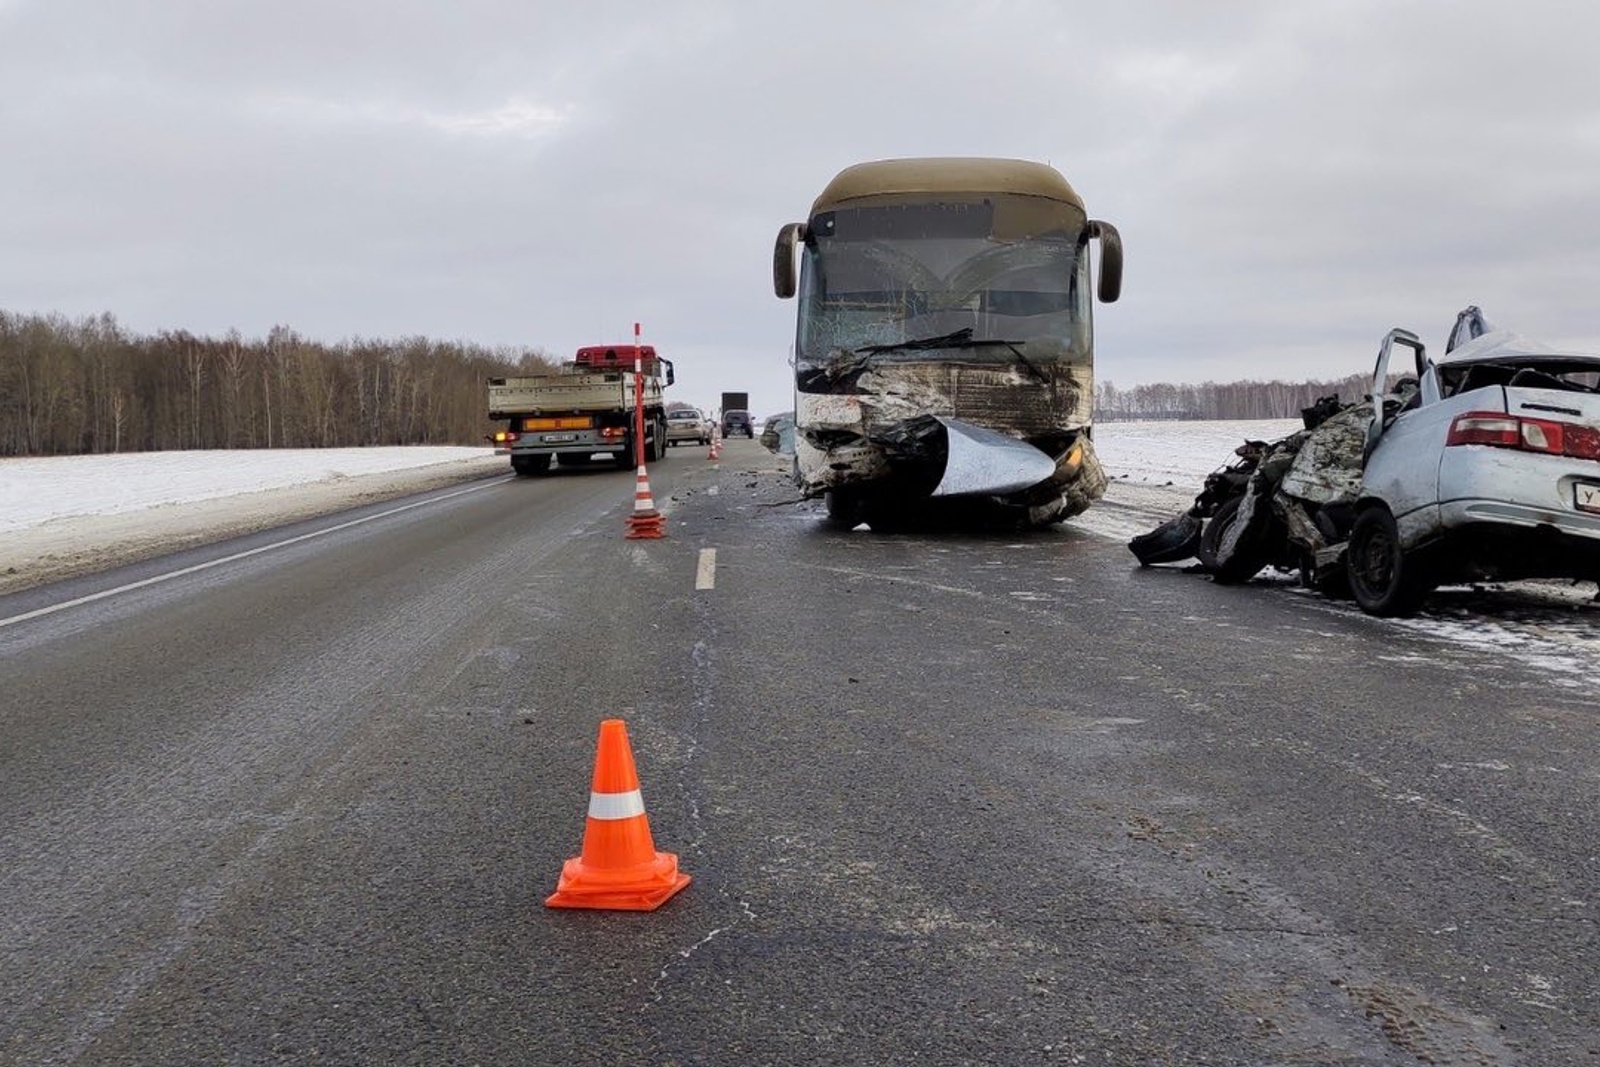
[[3, 1, 1598, 417]]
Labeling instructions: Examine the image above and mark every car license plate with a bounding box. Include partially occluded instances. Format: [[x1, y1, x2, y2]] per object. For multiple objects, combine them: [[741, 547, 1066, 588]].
[[544, 433, 578, 443], [1576, 481, 1600, 514]]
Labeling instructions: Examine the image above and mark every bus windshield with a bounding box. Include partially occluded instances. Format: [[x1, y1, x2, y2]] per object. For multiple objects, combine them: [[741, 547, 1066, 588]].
[[795, 201, 1089, 389]]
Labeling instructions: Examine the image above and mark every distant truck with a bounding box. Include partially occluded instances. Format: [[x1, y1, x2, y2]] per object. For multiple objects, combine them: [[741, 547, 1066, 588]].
[[488, 345, 675, 475], [773, 157, 1122, 530]]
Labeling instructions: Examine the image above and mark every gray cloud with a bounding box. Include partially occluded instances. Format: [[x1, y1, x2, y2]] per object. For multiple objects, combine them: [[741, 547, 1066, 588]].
[[3, 0, 1598, 417]]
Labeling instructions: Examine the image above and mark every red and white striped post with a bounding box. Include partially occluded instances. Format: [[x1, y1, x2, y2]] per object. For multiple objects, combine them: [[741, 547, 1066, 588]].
[[632, 321, 645, 468], [624, 321, 665, 540]]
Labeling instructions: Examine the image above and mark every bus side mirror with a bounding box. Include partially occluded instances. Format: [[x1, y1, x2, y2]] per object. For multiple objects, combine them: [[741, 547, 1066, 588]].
[[773, 223, 807, 299], [1088, 220, 1122, 303]]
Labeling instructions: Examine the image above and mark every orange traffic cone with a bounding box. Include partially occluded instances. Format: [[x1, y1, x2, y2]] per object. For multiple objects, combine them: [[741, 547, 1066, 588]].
[[624, 465, 665, 540], [707, 428, 722, 461], [546, 719, 691, 911]]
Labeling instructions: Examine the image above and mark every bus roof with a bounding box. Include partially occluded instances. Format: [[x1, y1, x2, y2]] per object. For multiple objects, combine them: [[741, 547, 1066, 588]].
[[811, 158, 1084, 216]]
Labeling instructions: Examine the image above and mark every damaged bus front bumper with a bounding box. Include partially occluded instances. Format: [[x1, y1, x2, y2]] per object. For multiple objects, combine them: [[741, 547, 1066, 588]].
[[794, 392, 1107, 527]]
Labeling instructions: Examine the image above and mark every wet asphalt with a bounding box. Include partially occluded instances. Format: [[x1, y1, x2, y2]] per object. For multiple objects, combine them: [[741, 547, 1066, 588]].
[[1, 439, 1597, 1065]]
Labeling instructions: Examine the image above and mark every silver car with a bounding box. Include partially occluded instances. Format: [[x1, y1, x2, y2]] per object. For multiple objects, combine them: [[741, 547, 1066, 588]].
[[666, 408, 710, 447], [1351, 309, 1600, 615]]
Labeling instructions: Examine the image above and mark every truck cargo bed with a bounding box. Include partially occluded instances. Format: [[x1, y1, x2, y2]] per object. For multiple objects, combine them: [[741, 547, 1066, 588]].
[[488, 373, 663, 418]]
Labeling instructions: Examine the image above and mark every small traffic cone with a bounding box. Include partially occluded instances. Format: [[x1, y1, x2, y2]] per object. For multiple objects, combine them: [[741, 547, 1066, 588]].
[[546, 719, 691, 911], [707, 428, 722, 461], [624, 465, 665, 540]]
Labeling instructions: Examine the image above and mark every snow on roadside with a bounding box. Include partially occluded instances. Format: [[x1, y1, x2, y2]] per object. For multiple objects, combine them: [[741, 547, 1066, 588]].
[[1, 447, 493, 532], [1072, 419, 1304, 543], [1095, 418, 1302, 489]]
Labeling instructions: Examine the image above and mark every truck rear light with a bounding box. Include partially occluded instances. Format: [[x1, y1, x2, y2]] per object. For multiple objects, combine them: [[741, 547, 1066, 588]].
[[600, 427, 626, 439], [1446, 411, 1600, 459], [493, 430, 521, 444]]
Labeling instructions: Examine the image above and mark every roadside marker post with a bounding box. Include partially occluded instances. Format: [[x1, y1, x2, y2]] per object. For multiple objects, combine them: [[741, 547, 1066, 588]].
[[623, 321, 666, 540], [546, 719, 691, 911]]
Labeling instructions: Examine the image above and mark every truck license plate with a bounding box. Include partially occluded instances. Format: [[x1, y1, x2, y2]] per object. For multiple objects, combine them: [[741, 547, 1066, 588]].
[[544, 433, 578, 443], [1576, 481, 1600, 515]]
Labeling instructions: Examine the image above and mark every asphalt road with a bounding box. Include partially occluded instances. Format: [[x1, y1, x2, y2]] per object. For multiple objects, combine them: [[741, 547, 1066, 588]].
[[2, 441, 1597, 1065]]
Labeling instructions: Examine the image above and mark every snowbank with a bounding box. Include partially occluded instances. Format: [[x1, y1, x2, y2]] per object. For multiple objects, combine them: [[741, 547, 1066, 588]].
[[0, 446, 503, 594], [1, 447, 495, 532]]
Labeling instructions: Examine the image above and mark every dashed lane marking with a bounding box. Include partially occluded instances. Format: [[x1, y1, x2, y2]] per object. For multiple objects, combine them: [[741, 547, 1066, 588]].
[[695, 548, 717, 591]]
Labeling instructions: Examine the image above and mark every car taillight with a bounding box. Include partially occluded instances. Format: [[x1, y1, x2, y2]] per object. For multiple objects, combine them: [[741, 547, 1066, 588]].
[[1446, 411, 1600, 459], [1518, 417, 1564, 454], [1445, 413, 1520, 448]]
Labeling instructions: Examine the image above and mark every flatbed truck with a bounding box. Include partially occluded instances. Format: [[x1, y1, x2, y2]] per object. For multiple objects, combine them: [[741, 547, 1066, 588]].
[[488, 345, 675, 475]]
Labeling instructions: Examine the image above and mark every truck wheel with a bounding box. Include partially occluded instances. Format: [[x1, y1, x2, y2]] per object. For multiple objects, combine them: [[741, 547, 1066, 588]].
[[1346, 507, 1431, 616], [512, 455, 550, 477], [653, 420, 668, 461]]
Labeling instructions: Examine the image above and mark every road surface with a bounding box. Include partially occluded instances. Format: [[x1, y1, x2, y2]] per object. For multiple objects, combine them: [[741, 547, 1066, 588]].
[[2, 441, 1596, 1064]]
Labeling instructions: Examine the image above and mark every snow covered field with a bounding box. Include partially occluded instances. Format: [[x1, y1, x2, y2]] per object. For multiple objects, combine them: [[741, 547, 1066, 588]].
[[0, 446, 502, 593], [1, 447, 498, 532], [1096, 418, 1302, 489]]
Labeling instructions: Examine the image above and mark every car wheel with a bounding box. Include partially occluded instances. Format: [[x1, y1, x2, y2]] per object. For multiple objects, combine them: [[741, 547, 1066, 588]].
[[823, 489, 863, 530], [1346, 506, 1430, 616], [1197, 495, 1269, 583]]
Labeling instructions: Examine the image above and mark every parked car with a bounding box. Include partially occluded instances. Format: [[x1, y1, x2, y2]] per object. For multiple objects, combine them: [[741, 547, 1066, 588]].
[[666, 408, 710, 446], [721, 409, 754, 438]]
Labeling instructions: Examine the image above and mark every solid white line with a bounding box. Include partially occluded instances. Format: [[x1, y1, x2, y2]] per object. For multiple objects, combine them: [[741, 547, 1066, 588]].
[[0, 476, 515, 631], [695, 548, 717, 591], [588, 789, 646, 820]]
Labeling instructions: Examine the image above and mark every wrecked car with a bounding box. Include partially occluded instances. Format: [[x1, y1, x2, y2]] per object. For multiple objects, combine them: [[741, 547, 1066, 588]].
[[1129, 393, 1377, 594], [1353, 308, 1600, 613], [759, 412, 795, 455], [772, 157, 1123, 530], [1132, 307, 1600, 617]]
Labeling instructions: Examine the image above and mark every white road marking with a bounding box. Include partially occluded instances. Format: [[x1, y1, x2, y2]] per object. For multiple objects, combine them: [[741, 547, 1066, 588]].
[[0, 476, 515, 631], [695, 548, 717, 590]]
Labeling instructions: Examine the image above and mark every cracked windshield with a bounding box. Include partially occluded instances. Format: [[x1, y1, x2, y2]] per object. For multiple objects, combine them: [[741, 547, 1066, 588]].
[[796, 201, 1090, 390]]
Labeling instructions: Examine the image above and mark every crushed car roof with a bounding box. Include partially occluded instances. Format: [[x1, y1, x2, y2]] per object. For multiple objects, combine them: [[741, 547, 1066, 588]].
[[1436, 328, 1573, 366]]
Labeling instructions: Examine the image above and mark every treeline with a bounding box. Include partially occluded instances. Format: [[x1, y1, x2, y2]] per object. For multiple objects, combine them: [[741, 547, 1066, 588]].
[[0, 310, 559, 456], [1096, 374, 1377, 421]]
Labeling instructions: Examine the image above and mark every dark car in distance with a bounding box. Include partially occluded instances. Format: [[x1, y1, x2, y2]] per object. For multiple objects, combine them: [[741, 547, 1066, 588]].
[[721, 409, 754, 438]]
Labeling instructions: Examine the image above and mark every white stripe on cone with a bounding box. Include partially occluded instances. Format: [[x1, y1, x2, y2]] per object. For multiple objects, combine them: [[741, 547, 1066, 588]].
[[588, 789, 646, 820], [633, 467, 657, 511]]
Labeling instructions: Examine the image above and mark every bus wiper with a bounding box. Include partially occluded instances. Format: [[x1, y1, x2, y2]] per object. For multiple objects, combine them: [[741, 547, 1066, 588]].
[[855, 329, 1049, 383], [854, 328, 980, 354]]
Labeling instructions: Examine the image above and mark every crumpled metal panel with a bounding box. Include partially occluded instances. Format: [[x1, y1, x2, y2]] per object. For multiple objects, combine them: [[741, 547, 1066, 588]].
[[1278, 402, 1373, 505], [932, 417, 1057, 496]]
